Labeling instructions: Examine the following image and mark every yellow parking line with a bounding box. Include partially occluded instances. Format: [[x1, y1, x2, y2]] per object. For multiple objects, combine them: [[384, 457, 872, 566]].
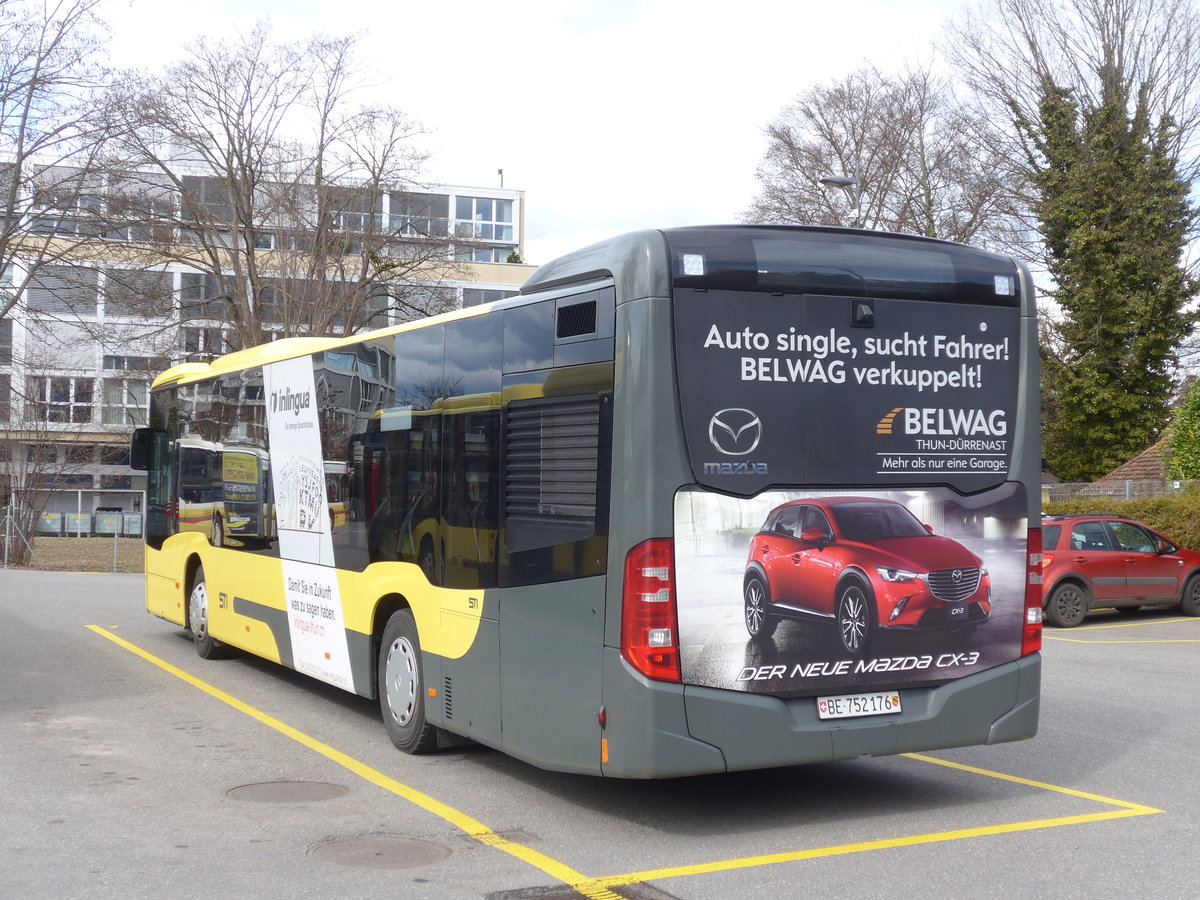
[[1083, 617, 1196, 630], [1047, 637, 1200, 643], [86, 626, 623, 900], [902, 753, 1159, 812], [584, 754, 1160, 892], [1045, 616, 1200, 643], [89, 625, 1162, 898]]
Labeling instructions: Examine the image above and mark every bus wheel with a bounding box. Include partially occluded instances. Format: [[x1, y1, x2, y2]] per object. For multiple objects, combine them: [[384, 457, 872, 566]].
[[188, 565, 221, 659], [836, 580, 872, 655], [743, 574, 777, 639], [379, 610, 437, 754]]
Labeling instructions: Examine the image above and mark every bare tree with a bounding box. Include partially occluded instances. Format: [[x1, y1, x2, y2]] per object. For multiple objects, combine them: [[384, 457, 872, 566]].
[[744, 66, 1022, 248], [946, 0, 1200, 268], [101, 25, 463, 352], [0, 0, 113, 320], [948, 0, 1200, 173]]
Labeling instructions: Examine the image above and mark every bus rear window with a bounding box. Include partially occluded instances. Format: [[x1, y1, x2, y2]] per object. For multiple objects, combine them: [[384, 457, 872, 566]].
[[666, 226, 1020, 307]]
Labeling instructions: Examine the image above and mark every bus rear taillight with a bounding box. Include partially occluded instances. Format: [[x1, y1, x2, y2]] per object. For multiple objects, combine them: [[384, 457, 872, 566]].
[[621, 539, 681, 683], [1022, 527, 1043, 656]]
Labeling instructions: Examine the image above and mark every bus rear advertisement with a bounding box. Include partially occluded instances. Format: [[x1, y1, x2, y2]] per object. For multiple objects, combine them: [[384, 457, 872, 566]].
[[132, 225, 1041, 777]]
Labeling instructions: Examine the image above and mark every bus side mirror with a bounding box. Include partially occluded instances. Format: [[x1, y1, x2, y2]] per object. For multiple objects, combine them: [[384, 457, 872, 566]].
[[130, 427, 165, 471]]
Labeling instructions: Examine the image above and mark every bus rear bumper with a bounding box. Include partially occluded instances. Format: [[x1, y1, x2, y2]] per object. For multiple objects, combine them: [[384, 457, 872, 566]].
[[600, 651, 1039, 777], [683, 655, 1040, 773]]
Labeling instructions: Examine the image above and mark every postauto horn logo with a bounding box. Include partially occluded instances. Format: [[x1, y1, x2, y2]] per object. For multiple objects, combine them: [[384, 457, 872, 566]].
[[876, 407, 1008, 437], [704, 408, 768, 476]]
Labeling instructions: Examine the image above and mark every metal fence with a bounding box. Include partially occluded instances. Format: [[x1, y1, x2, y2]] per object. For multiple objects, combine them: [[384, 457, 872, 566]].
[[1043, 480, 1196, 504]]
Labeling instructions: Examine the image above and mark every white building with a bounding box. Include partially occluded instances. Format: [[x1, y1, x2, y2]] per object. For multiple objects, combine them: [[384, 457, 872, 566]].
[[0, 168, 533, 526]]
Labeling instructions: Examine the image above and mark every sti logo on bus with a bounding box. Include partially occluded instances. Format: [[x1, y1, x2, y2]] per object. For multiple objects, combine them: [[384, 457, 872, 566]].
[[704, 408, 768, 476], [877, 407, 1008, 437], [271, 386, 312, 416]]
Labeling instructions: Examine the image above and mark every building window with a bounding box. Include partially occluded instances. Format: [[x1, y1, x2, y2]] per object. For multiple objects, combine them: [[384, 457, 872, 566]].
[[180, 273, 226, 319], [103, 268, 174, 317], [181, 325, 231, 358], [102, 378, 149, 425], [0, 317, 11, 365], [99, 445, 131, 466], [103, 354, 158, 371], [0, 373, 10, 422], [25, 266, 100, 315], [463, 288, 518, 308], [455, 247, 519, 263], [389, 192, 449, 237], [181, 175, 232, 220], [26, 376, 94, 424], [65, 444, 95, 464], [27, 445, 58, 464], [454, 196, 514, 242], [327, 187, 380, 233]]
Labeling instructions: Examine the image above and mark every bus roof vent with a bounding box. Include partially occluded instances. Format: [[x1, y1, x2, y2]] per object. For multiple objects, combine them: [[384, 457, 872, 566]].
[[556, 299, 597, 339]]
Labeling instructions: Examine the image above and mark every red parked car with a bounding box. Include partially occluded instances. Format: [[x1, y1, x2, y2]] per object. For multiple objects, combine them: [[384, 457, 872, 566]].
[[743, 497, 991, 653], [1041, 515, 1200, 627]]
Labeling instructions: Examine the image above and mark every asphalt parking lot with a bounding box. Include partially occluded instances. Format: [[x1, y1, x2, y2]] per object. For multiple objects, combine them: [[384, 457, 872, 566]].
[[2, 569, 1198, 899]]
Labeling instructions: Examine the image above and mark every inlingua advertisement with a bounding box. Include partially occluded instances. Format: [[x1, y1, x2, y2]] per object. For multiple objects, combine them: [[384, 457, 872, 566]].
[[263, 356, 354, 693], [674, 484, 1028, 696]]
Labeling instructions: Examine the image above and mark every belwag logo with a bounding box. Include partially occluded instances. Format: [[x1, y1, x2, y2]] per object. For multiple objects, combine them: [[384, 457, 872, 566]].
[[271, 385, 313, 417], [877, 407, 1008, 437]]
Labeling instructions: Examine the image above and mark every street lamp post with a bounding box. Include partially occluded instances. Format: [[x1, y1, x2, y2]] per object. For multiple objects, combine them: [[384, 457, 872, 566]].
[[819, 174, 861, 228]]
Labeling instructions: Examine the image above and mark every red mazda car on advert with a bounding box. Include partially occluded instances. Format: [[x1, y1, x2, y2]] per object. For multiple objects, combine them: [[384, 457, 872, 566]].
[[743, 497, 990, 653]]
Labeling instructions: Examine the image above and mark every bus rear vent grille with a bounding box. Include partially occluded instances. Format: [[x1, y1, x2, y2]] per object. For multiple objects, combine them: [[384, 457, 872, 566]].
[[504, 394, 601, 553], [556, 300, 597, 339]]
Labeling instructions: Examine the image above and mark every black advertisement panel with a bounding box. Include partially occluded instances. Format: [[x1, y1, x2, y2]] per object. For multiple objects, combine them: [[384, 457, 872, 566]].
[[675, 484, 1028, 696], [673, 290, 1021, 494]]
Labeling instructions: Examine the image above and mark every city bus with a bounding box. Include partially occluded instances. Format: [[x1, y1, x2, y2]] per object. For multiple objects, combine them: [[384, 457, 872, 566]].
[[130, 225, 1042, 777]]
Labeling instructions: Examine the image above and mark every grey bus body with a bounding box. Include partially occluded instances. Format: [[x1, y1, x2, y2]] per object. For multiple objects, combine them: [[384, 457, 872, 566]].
[[136, 225, 1040, 778]]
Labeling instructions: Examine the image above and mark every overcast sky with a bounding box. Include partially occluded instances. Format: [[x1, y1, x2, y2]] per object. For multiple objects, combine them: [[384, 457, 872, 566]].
[[98, 0, 962, 266]]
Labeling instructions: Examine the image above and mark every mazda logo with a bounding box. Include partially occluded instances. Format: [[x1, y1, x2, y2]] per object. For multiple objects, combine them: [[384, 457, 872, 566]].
[[952, 570, 963, 583], [708, 408, 762, 456]]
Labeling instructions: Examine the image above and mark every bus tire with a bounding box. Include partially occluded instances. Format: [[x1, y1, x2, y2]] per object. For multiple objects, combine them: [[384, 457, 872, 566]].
[[743, 574, 777, 639], [836, 578, 873, 655], [188, 564, 222, 659], [379, 610, 437, 754], [1045, 583, 1089, 627]]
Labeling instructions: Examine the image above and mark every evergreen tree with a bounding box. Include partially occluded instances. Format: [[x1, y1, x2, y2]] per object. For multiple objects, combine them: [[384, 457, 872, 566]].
[[1022, 72, 1195, 481], [1168, 379, 1200, 479]]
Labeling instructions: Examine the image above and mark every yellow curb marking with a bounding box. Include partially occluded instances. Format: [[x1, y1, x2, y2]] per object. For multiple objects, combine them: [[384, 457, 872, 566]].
[[87, 625, 622, 900], [90, 625, 1162, 897], [1045, 615, 1200, 643]]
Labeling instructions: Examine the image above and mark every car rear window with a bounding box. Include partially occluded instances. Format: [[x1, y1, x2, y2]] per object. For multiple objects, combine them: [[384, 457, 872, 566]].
[[1043, 525, 1061, 550]]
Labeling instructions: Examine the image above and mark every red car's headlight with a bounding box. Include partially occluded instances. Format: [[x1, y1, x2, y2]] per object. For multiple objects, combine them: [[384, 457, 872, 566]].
[[876, 566, 919, 583]]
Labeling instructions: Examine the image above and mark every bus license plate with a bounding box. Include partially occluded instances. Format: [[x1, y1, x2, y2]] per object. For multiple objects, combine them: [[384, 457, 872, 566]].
[[816, 691, 902, 720]]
